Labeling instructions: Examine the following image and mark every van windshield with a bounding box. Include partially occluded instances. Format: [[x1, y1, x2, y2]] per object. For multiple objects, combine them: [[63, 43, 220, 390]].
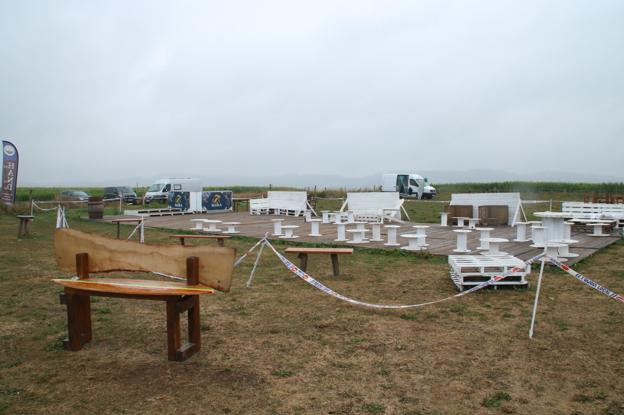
[[148, 183, 165, 192]]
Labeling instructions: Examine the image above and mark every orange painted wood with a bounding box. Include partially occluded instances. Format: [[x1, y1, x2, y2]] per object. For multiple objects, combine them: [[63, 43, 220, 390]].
[[54, 229, 235, 291], [284, 247, 353, 254], [52, 278, 214, 296]]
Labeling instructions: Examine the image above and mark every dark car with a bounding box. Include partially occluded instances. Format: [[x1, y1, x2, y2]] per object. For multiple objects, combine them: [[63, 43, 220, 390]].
[[59, 189, 90, 202], [103, 186, 139, 204]]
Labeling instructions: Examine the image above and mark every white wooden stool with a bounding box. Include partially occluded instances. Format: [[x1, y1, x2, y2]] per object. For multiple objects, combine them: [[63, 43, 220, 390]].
[[454, 217, 468, 228], [346, 210, 355, 223], [335, 223, 347, 242], [346, 229, 369, 244], [304, 210, 312, 222], [279, 225, 299, 239], [202, 219, 222, 233], [453, 229, 471, 253], [271, 218, 285, 236], [222, 222, 241, 234], [543, 242, 567, 262], [475, 227, 494, 250], [384, 225, 401, 247], [370, 223, 384, 242], [190, 219, 204, 231], [354, 221, 367, 231], [400, 233, 427, 251], [467, 218, 480, 229], [321, 211, 330, 224], [308, 219, 322, 237], [513, 222, 530, 242], [588, 223, 610, 237], [440, 212, 449, 227], [530, 225, 546, 248]]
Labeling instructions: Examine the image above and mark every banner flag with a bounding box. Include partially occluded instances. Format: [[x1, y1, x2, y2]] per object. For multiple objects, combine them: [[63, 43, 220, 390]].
[[1, 141, 18, 207]]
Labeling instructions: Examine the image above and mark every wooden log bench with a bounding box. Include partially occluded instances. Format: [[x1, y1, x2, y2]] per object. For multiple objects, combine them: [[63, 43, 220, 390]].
[[169, 234, 231, 247], [284, 247, 353, 276], [52, 229, 235, 361]]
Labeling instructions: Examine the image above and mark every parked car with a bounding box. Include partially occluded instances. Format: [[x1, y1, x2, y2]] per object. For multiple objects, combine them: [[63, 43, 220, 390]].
[[103, 186, 139, 204], [59, 190, 90, 202]]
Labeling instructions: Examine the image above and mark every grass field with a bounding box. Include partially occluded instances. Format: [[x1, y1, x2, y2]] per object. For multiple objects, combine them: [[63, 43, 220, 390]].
[[1, 204, 624, 414]]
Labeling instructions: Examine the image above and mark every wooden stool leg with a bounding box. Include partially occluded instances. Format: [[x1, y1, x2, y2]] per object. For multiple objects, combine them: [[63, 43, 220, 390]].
[[331, 254, 340, 276], [298, 253, 308, 272], [62, 291, 91, 351], [166, 299, 181, 361], [187, 296, 200, 350]]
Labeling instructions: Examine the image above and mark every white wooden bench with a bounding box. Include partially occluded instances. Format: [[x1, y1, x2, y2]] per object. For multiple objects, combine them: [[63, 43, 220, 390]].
[[249, 191, 315, 217], [562, 202, 624, 227], [340, 192, 405, 223]]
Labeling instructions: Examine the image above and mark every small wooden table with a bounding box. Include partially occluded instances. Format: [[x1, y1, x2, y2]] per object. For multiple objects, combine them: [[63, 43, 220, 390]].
[[16, 215, 34, 238], [169, 234, 231, 247], [284, 247, 353, 276], [111, 217, 144, 239]]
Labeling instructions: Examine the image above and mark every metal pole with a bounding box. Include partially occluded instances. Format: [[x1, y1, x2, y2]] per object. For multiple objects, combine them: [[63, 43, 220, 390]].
[[529, 255, 548, 338], [246, 242, 266, 288]]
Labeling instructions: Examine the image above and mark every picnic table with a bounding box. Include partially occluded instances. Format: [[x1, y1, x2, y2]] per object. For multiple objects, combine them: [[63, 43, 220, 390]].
[[169, 234, 231, 247], [111, 217, 144, 239], [284, 247, 353, 276]]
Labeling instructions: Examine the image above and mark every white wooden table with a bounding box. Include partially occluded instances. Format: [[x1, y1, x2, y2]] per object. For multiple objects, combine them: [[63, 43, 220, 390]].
[[440, 212, 449, 227], [321, 211, 330, 224], [480, 237, 509, 256], [588, 223, 610, 237], [370, 223, 384, 242], [530, 225, 546, 248], [190, 219, 204, 231], [513, 222, 530, 242], [279, 225, 299, 239], [467, 218, 480, 229]]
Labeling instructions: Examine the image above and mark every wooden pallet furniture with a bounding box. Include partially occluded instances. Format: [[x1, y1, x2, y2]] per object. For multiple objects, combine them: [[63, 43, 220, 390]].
[[339, 192, 406, 223], [52, 229, 235, 361], [169, 234, 231, 247], [478, 205, 509, 227], [448, 255, 530, 291], [284, 247, 353, 276], [562, 202, 624, 227]]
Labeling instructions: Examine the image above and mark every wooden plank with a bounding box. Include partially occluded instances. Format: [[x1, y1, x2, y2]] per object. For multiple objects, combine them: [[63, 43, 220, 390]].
[[54, 229, 235, 291], [285, 247, 353, 254], [52, 278, 215, 296]]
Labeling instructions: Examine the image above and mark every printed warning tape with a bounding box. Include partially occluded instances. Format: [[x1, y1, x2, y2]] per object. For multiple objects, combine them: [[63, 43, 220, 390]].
[[547, 256, 624, 304], [264, 240, 544, 309]]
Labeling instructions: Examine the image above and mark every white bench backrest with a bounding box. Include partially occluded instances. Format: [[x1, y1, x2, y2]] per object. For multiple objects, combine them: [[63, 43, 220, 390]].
[[267, 191, 308, 211], [450, 193, 521, 225], [344, 192, 401, 216], [562, 202, 624, 219]]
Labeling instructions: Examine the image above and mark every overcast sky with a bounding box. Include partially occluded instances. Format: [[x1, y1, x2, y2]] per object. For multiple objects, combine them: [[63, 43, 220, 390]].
[[1, 0, 623, 185]]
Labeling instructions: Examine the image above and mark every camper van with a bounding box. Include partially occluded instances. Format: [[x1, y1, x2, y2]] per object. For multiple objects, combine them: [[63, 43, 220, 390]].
[[144, 178, 202, 203], [381, 173, 437, 199]]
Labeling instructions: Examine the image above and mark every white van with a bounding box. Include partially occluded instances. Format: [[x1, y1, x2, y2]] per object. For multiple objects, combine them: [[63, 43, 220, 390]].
[[381, 173, 437, 199], [144, 178, 202, 203]]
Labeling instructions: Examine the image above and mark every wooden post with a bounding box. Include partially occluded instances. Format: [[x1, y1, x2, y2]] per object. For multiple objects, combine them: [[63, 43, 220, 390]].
[[331, 254, 340, 276], [63, 253, 92, 350], [298, 253, 308, 271], [166, 300, 181, 361], [217, 238, 224, 247]]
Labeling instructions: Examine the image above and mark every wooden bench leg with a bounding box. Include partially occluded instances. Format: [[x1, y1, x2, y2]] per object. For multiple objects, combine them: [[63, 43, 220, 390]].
[[298, 253, 308, 272], [217, 238, 224, 247], [167, 296, 201, 362], [61, 291, 92, 351], [330, 254, 340, 276]]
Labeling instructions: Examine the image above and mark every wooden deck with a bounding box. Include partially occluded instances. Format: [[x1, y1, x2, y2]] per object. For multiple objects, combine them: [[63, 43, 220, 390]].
[[106, 212, 619, 265]]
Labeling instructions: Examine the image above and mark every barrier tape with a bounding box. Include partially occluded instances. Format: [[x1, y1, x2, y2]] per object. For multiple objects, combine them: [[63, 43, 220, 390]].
[[548, 257, 624, 304], [234, 236, 267, 268], [263, 240, 544, 309]]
